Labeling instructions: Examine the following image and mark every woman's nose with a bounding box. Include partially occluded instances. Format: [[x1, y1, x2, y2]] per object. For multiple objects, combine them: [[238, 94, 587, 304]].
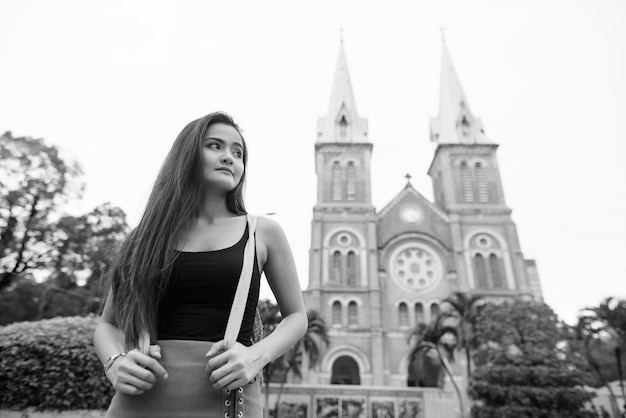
[[220, 152, 233, 164]]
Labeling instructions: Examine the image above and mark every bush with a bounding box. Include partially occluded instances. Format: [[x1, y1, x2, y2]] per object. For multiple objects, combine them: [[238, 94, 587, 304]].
[[0, 315, 113, 411]]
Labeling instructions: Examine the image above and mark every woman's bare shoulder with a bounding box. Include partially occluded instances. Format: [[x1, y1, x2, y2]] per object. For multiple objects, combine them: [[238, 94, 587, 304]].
[[255, 215, 284, 241]]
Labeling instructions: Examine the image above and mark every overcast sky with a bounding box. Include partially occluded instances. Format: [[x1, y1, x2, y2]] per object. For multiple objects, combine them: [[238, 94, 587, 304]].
[[1, 0, 625, 324]]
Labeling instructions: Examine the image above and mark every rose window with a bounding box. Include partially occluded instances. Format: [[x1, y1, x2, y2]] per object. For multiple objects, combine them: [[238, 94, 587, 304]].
[[389, 243, 443, 292]]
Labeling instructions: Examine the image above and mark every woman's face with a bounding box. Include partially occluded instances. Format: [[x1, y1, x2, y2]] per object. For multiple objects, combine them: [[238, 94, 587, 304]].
[[202, 123, 245, 192]]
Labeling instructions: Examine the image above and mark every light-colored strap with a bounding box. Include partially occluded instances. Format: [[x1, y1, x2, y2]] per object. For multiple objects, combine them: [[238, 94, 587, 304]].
[[223, 214, 257, 349], [138, 329, 150, 355], [137, 214, 257, 354]]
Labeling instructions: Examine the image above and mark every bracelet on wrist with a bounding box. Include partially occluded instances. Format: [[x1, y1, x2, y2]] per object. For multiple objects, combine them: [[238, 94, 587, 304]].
[[103, 352, 126, 373]]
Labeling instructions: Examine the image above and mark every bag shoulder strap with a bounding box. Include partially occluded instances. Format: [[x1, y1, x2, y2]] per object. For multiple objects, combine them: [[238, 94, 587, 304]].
[[223, 214, 257, 349]]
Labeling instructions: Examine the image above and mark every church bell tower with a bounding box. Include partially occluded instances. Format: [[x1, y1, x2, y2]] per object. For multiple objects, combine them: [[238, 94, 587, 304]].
[[304, 41, 384, 385], [428, 43, 542, 299]]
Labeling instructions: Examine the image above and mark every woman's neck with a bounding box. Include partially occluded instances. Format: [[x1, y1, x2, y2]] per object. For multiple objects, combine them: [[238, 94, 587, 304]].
[[197, 192, 232, 223]]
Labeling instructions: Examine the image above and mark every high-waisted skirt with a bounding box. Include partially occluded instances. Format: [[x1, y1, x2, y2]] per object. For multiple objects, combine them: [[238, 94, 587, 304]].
[[105, 340, 262, 418]]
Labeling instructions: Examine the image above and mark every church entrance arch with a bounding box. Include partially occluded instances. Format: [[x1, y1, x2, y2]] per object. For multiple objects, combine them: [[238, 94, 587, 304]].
[[331, 355, 361, 385]]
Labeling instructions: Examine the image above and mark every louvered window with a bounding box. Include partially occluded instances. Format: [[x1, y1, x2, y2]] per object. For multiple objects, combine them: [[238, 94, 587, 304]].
[[460, 162, 474, 202], [346, 162, 356, 200], [332, 162, 342, 201], [475, 162, 489, 202]]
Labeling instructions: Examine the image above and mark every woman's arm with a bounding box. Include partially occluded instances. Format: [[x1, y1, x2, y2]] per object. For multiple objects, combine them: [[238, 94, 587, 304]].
[[206, 216, 308, 390], [93, 290, 168, 394]]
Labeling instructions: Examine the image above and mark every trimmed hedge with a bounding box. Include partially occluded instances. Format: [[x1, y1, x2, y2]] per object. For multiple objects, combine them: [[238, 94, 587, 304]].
[[0, 315, 113, 411]]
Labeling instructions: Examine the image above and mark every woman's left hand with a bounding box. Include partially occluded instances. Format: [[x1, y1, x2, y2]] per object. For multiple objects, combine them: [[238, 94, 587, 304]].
[[204, 340, 264, 390]]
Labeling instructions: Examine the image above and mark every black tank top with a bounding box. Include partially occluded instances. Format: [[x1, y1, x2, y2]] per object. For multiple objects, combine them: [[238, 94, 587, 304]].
[[157, 225, 260, 346]]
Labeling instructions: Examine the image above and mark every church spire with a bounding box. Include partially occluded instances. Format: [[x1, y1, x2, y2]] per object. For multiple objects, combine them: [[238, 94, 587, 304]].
[[429, 42, 490, 145], [317, 40, 368, 143]]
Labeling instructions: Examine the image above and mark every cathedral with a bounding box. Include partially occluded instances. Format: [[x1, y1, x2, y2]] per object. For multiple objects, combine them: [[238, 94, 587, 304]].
[[300, 41, 544, 389]]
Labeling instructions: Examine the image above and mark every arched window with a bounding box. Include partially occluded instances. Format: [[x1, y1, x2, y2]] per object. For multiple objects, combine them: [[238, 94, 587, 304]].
[[332, 301, 342, 326], [460, 161, 474, 203], [398, 302, 409, 327], [489, 253, 504, 289], [332, 162, 342, 201], [338, 115, 348, 141], [430, 303, 440, 321], [346, 161, 356, 201], [346, 251, 356, 286], [348, 301, 358, 327], [475, 162, 489, 203], [414, 302, 424, 325], [474, 253, 489, 289], [332, 251, 342, 283]]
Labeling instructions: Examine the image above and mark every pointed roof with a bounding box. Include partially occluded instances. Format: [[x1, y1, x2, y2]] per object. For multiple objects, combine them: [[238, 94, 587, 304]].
[[317, 41, 368, 143], [378, 182, 449, 223], [429, 42, 491, 145]]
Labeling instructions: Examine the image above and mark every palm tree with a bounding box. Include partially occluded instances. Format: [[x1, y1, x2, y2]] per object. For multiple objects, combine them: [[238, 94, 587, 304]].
[[442, 291, 483, 379], [257, 299, 283, 418], [407, 315, 466, 418], [589, 297, 626, 401], [577, 299, 626, 416], [274, 310, 329, 417]]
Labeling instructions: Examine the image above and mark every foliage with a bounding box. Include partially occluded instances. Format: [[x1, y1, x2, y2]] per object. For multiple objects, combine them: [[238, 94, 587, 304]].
[[576, 297, 626, 385], [0, 315, 113, 411], [0, 276, 43, 324], [264, 308, 330, 383], [575, 298, 626, 417], [443, 291, 484, 377], [259, 301, 329, 418], [0, 131, 84, 291], [469, 300, 596, 418], [0, 203, 129, 325], [49, 202, 129, 291], [282, 309, 330, 379], [407, 317, 459, 388], [585, 297, 626, 340]]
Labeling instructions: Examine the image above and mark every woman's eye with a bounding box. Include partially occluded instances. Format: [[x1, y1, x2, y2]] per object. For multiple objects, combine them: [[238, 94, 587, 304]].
[[207, 142, 220, 149], [233, 150, 243, 158]]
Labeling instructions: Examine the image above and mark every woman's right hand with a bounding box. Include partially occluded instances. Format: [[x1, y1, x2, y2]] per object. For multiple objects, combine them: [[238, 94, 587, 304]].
[[105, 345, 168, 395]]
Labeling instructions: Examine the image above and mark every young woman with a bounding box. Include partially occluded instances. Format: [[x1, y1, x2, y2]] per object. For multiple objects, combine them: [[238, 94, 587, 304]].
[[93, 112, 308, 418]]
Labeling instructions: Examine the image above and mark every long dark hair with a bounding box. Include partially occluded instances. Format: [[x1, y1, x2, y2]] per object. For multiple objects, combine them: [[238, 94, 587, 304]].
[[110, 111, 247, 349]]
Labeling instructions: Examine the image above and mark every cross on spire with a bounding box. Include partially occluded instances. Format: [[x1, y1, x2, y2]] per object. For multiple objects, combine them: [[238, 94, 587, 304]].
[[405, 173, 412, 184]]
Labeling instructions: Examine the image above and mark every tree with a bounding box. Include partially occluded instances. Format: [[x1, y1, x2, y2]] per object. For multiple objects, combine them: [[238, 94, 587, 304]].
[[258, 299, 284, 417], [0, 203, 129, 325], [443, 291, 484, 378], [0, 132, 83, 291], [587, 298, 626, 341], [48, 203, 129, 289], [470, 300, 596, 418], [407, 316, 466, 417], [576, 298, 626, 416], [260, 305, 329, 418], [280, 310, 329, 380], [274, 310, 329, 418], [0, 276, 43, 324]]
